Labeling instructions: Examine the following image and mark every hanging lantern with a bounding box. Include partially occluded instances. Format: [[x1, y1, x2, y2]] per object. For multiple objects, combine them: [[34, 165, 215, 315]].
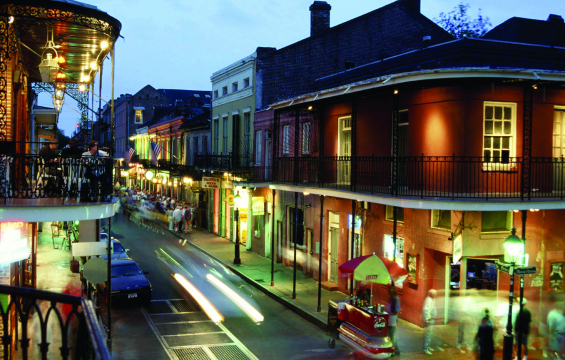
[[38, 27, 60, 83]]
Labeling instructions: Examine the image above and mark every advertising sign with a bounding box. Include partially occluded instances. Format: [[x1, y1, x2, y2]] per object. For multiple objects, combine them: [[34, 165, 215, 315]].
[[202, 177, 220, 189], [453, 234, 463, 264], [252, 197, 264, 215], [0, 222, 30, 265]]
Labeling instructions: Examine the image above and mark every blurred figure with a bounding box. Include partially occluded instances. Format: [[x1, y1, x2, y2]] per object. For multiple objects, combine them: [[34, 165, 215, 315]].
[[184, 205, 191, 234], [385, 286, 401, 356], [514, 298, 531, 360], [476, 316, 495, 360], [548, 301, 565, 360], [422, 289, 442, 355]]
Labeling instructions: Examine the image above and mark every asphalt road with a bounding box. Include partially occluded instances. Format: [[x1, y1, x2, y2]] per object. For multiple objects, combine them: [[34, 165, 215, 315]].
[[102, 216, 350, 360]]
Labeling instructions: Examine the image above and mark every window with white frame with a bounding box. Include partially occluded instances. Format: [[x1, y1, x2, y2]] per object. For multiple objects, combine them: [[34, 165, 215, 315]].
[[481, 211, 512, 232], [232, 82, 238, 92], [255, 130, 262, 165], [483, 102, 516, 164], [135, 110, 143, 124], [302, 122, 311, 154], [223, 117, 229, 154], [431, 210, 451, 230], [202, 137, 208, 155], [385, 205, 404, 223], [213, 90, 218, 99], [283, 125, 290, 155], [244, 78, 250, 88], [222, 86, 228, 96]]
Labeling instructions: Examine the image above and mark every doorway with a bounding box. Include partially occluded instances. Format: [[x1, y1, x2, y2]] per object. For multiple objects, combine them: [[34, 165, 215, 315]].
[[398, 110, 409, 187], [553, 109, 565, 190], [328, 211, 340, 284], [338, 116, 351, 184]]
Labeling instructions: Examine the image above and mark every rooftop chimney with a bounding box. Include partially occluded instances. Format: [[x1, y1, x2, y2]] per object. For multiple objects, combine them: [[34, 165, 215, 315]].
[[310, 1, 331, 37], [398, 0, 420, 13], [547, 14, 564, 23]]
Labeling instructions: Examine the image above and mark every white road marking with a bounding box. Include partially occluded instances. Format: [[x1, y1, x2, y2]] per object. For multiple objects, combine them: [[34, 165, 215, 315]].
[[142, 299, 258, 360]]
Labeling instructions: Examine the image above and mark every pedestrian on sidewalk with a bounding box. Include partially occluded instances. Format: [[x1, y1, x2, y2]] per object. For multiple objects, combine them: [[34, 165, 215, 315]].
[[184, 205, 191, 234], [385, 286, 401, 356], [476, 315, 495, 360], [173, 206, 182, 231], [167, 206, 174, 231], [514, 298, 531, 360], [421, 289, 443, 355], [548, 301, 565, 360]]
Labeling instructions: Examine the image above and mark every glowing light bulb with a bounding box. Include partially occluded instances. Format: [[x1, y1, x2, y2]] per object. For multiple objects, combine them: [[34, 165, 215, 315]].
[[100, 40, 109, 49]]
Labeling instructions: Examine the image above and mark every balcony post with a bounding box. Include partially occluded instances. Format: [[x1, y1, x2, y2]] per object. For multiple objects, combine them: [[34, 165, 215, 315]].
[[317, 194, 325, 312], [273, 110, 280, 182], [271, 189, 276, 286], [392, 91, 399, 196], [349, 200, 357, 298], [521, 83, 533, 201], [293, 110, 300, 185]]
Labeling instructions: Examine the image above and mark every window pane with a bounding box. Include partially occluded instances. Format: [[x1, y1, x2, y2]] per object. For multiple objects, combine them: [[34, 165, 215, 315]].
[[494, 106, 502, 120], [484, 150, 491, 161], [485, 121, 494, 134], [504, 107, 512, 120], [493, 137, 501, 149], [484, 136, 492, 148], [482, 211, 509, 231], [504, 121, 512, 135], [554, 122, 562, 135], [493, 150, 500, 161], [502, 137, 510, 149], [501, 150, 510, 163], [485, 106, 493, 119], [494, 121, 502, 135]]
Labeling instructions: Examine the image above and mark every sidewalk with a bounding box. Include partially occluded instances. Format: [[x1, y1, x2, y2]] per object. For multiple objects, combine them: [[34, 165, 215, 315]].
[[159, 225, 488, 359]]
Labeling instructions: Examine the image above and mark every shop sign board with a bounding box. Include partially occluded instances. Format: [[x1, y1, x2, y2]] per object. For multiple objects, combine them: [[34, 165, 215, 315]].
[[239, 208, 248, 222], [453, 234, 463, 264], [202, 177, 220, 189], [0, 222, 30, 265], [252, 197, 264, 215]]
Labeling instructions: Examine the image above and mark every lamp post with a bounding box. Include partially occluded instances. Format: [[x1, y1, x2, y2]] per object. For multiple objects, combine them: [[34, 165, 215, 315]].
[[234, 191, 243, 264], [502, 227, 525, 360]]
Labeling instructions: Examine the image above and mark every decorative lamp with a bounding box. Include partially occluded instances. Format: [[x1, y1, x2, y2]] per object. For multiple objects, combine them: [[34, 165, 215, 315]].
[[503, 227, 524, 264], [234, 192, 245, 208], [38, 27, 60, 83], [183, 177, 190, 184], [145, 170, 154, 180], [152, 178, 157, 183]]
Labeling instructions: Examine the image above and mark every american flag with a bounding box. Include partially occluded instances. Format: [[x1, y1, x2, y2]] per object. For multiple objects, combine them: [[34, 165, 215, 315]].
[[151, 141, 162, 165], [125, 146, 135, 164]]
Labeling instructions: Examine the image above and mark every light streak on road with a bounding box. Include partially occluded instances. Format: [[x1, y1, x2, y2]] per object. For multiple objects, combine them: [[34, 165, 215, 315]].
[[206, 273, 264, 323], [156, 248, 193, 278], [173, 273, 224, 324]]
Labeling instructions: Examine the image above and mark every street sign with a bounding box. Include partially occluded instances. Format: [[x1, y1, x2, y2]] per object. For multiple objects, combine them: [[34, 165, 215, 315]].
[[515, 266, 537, 275], [495, 261, 513, 274]]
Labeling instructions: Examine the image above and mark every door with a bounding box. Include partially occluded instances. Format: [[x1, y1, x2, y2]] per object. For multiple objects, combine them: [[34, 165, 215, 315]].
[[265, 139, 272, 181], [553, 109, 565, 190], [307, 229, 313, 276], [277, 221, 283, 263], [329, 227, 339, 284], [338, 117, 351, 184]]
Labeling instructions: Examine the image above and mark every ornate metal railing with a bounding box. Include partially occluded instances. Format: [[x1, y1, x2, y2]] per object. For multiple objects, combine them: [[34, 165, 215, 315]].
[[0, 154, 114, 201], [274, 155, 565, 201], [195, 153, 233, 171], [0, 285, 111, 360]]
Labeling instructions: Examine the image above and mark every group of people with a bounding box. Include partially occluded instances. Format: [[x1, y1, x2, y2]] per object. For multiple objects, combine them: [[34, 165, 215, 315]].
[[116, 186, 199, 234], [37, 138, 110, 199]]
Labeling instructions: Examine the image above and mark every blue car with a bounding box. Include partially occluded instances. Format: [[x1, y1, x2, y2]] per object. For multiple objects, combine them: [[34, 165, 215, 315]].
[[100, 239, 129, 260], [101, 259, 152, 303]]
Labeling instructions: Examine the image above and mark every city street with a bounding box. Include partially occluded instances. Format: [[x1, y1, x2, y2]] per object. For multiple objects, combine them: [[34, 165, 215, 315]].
[[104, 217, 351, 360]]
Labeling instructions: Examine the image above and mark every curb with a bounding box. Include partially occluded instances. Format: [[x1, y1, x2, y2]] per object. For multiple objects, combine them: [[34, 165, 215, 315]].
[[151, 220, 328, 331]]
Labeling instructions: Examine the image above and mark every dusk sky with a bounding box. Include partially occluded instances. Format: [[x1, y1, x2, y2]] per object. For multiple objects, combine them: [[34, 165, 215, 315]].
[[42, 0, 565, 136]]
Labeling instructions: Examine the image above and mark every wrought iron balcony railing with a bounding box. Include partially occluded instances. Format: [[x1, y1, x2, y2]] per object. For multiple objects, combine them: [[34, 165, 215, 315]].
[[233, 166, 272, 183], [195, 153, 233, 171], [274, 155, 565, 201], [0, 153, 114, 202], [0, 284, 111, 360]]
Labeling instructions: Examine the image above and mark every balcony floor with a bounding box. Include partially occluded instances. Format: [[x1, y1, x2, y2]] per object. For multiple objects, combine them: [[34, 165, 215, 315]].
[[0, 197, 116, 222]]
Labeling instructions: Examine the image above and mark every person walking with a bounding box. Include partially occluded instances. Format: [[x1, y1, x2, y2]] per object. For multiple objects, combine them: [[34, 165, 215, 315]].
[[548, 301, 565, 360], [385, 286, 401, 356], [476, 316, 495, 360], [184, 205, 191, 234], [514, 298, 531, 360], [167, 206, 174, 231], [173, 206, 182, 231], [421, 289, 442, 355]]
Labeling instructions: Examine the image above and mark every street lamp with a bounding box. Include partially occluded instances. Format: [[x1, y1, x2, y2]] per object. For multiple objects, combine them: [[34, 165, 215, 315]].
[[233, 191, 244, 264], [502, 227, 525, 360]]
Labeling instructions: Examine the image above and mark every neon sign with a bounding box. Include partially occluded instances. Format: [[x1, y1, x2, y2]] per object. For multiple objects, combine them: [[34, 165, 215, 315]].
[[0, 222, 30, 264]]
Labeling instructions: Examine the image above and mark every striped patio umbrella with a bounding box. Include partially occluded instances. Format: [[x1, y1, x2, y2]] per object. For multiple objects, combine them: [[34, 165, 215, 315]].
[[339, 253, 408, 285]]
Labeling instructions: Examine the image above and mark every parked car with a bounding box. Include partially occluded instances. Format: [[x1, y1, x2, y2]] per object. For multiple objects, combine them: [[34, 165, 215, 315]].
[[100, 259, 152, 303], [99, 238, 129, 260]]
